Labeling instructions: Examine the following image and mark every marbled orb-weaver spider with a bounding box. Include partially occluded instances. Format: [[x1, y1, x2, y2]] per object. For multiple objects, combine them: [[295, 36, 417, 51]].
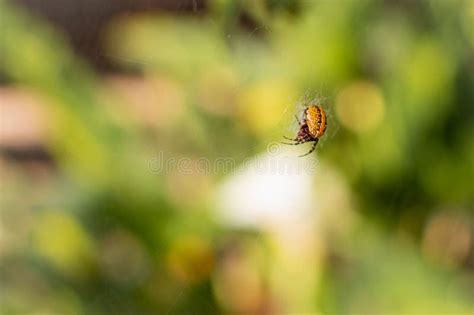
[[282, 104, 327, 157]]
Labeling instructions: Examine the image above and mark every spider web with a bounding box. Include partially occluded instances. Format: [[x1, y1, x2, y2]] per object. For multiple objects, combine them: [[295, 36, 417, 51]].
[[95, 2, 339, 163]]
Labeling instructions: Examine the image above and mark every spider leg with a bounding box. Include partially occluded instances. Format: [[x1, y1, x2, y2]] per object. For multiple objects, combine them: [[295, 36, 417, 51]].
[[295, 115, 301, 125], [299, 139, 318, 157], [281, 141, 301, 145], [281, 136, 304, 145]]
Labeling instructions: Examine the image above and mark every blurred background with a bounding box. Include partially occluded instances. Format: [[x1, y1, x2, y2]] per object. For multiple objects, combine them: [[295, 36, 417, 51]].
[[1, 0, 473, 314]]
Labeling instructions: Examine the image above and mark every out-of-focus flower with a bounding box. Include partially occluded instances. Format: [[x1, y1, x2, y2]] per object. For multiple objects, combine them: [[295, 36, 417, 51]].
[[215, 147, 314, 228], [215, 149, 356, 312]]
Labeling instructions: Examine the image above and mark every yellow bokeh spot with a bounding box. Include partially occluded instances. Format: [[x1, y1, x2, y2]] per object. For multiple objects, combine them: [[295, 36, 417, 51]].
[[336, 81, 385, 133], [32, 211, 95, 277], [238, 81, 296, 135]]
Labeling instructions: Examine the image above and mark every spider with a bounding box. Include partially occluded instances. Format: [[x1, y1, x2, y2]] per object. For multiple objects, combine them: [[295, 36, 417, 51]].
[[282, 104, 327, 157]]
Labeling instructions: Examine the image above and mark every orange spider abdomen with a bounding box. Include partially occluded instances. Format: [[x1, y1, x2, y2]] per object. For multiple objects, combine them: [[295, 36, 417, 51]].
[[305, 105, 327, 138]]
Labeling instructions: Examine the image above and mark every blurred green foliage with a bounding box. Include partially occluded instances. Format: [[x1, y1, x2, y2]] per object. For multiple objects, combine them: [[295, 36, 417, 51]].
[[1, 0, 473, 314]]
